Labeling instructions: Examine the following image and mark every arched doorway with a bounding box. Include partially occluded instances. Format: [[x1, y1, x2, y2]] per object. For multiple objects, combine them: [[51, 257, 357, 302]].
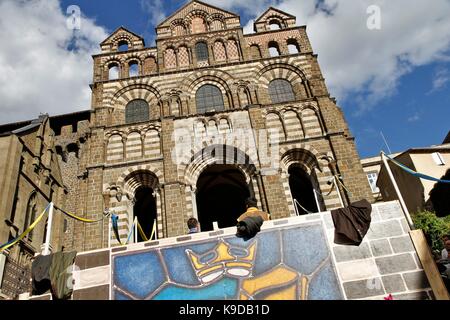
[[289, 165, 318, 215], [133, 186, 157, 242], [196, 165, 250, 231], [122, 169, 160, 243]]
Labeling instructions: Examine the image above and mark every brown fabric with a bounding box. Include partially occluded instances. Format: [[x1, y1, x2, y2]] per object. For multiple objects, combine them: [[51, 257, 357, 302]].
[[331, 199, 372, 246], [237, 208, 270, 222]]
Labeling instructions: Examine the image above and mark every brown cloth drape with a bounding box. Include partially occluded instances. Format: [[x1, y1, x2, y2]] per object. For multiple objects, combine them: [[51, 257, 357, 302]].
[[331, 199, 372, 246]]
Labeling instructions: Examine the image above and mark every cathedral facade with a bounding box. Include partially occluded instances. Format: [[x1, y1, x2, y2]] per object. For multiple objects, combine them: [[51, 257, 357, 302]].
[[1, 1, 374, 259]]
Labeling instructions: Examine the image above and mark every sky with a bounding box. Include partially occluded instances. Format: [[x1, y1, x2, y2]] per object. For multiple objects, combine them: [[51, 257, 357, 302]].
[[0, 0, 449, 159]]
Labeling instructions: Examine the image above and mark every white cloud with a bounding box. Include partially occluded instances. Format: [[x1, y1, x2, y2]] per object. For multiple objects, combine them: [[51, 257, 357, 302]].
[[407, 112, 421, 123], [430, 67, 450, 93], [206, 0, 450, 112], [0, 0, 107, 124]]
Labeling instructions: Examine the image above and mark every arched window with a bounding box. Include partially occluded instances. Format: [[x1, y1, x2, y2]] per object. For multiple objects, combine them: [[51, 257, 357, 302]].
[[269, 79, 295, 103], [268, 41, 280, 57], [250, 44, 262, 59], [196, 84, 224, 113], [108, 63, 119, 80], [192, 17, 206, 33], [196, 42, 209, 61], [118, 40, 129, 52], [24, 192, 37, 240], [128, 61, 139, 77], [287, 39, 300, 54], [125, 99, 149, 124], [269, 20, 282, 30]]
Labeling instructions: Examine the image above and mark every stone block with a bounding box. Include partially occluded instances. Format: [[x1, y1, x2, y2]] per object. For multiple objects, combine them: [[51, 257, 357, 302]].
[[338, 259, 379, 282], [343, 278, 385, 299], [389, 236, 415, 253], [366, 220, 404, 240], [392, 291, 430, 300], [375, 254, 417, 275], [382, 274, 406, 293], [377, 202, 403, 220], [370, 239, 392, 257], [333, 243, 372, 263], [402, 271, 430, 290]]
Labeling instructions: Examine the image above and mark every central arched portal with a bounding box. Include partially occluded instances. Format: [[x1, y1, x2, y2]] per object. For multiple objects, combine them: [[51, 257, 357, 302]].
[[133, 186, 157, 242], [196, 165, 250, 231]]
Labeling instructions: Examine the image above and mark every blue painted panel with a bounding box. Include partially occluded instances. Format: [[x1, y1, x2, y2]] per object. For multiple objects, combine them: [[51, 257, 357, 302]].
[[282, 224, 329, 275], [114, 251, 166, 299]]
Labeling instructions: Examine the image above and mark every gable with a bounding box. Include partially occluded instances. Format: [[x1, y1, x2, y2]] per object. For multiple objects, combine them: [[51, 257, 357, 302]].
[[157, 0, 239, 29], [255, 7, 296, 23], [100, 27, 145, 52]]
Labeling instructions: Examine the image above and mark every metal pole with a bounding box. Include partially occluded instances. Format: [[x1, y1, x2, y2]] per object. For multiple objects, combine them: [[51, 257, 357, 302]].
[[42, 202, 54, 256], [313, 189, 321, 213], [333, 177, 344, 208], [108, 215, 111, 248], [134, 216, 138, 244], [380, 152, 414, 228]]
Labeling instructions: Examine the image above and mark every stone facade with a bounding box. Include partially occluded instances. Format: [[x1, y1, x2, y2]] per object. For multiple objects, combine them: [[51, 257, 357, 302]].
[[50, 1, 373, 251], [0, 1, 374, 258]]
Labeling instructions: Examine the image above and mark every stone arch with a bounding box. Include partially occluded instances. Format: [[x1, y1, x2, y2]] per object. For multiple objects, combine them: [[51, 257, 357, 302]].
[[183, 144, 258, 187], [117, 165, 164, 196], [110, 83, 161, 109], [257, 63, 309, 89]]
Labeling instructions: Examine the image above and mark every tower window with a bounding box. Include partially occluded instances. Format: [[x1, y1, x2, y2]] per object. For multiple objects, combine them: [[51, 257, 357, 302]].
[[196, 84, 224, 113], [268, 41, 280, 57], [125, 99, 149, 124], [268, 79, 295, 104]]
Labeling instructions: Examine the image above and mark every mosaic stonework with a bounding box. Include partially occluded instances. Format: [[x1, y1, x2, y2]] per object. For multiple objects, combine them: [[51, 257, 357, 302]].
[[112, 222, 343, 300]]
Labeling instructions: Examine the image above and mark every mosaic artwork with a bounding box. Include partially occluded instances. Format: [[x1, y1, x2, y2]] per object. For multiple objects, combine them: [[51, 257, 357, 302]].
[[112, 222, 343, 300]]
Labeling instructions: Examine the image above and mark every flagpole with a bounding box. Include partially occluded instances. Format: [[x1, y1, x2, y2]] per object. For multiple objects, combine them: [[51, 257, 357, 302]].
[[42, 202, 54, 256]]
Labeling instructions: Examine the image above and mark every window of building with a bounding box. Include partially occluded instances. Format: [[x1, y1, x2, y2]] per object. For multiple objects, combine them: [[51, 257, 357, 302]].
[[196, 84, 225, 113], [108, 63, 119, 80], [287, 39, 300, 54], [118, 41, 129, 52], [432, 152, 446, 166], [24, 192, 37, 241], [129, 61, 139, 77], [125, 99, 149, 124], [268, 79, 295, 104], [268, 41, 280, 57], [367, 172, 380, 193], [269, 20, 282, 30], [196, 42, 209, 61]]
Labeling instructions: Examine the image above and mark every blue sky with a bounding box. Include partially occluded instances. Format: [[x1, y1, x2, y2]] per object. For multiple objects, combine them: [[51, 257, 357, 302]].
[[1, 0, 449, 159]]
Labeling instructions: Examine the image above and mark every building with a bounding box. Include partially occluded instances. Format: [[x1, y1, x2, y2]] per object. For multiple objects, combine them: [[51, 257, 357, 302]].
[[1, 1, 376, 298], [377, 144, 450, 216], [361, 153, 400, 202], [0, 115, 67, 298], [360, 131, 450, 215]]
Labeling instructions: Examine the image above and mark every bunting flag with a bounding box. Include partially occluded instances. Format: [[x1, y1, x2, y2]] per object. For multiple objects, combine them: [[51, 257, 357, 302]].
[[0, 203, 51, 252]]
